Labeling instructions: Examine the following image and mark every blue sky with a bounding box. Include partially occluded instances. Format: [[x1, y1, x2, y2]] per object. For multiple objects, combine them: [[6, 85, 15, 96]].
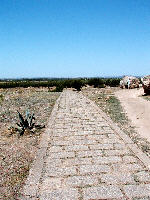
[[0, 0, 150, 78]]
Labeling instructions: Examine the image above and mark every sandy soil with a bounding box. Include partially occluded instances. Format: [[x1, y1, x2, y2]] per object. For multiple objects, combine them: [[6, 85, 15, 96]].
[[115, 88, 150, 143]]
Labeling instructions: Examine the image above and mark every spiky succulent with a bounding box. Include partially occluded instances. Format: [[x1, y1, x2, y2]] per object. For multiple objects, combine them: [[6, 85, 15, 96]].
[[17, 110, 35, 135]]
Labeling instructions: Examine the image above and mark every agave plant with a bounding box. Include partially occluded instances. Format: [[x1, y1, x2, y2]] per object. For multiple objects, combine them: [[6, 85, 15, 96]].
[[16, 110, 35, 135]]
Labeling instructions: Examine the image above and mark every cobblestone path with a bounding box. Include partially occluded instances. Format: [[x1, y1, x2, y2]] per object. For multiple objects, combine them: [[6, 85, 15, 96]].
[[21, 90, 150, 200]]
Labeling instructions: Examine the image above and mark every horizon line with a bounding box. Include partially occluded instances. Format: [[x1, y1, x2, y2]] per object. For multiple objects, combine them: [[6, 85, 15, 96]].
[[0, 74, 146, 80]]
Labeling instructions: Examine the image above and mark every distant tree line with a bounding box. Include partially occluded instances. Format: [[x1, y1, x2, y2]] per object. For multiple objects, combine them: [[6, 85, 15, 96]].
[[0, 78, 121, 91]]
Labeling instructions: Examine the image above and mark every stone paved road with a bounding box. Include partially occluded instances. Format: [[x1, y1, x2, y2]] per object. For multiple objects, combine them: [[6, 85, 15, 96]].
[[21, 90, 150, 200]]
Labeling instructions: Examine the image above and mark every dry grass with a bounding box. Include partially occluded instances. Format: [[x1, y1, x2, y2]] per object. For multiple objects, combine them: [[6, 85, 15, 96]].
[[82, 87, 150, 158], [0, 87, 60, 200]]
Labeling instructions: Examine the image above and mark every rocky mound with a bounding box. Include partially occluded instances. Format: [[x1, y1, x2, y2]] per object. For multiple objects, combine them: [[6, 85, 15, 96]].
[[141, 75, 150, 94], [120, 76, 140, 89]]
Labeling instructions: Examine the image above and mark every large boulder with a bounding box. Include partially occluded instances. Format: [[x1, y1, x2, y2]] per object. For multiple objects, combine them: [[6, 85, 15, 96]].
[[141, 75, 150, 94], [120, 76, 140, 89]]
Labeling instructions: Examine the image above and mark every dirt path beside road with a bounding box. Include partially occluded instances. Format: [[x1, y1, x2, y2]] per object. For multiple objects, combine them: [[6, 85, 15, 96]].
[[115, 88, 150, 143]]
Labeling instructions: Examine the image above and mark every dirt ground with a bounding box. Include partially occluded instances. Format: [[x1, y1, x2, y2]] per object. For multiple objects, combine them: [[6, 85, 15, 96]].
[[115, 87, 150, 143], [0, 87, 60, 200]]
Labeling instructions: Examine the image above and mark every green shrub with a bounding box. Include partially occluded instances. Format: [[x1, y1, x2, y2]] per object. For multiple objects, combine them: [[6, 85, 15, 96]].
[[105, 78, 120, 87], [87, 78, 105, 88]]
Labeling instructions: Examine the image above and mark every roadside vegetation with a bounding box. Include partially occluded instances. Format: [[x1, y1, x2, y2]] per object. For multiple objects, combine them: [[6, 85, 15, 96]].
[[0, 87, 60, 200], [0, 77, 121, 91], [142, 95, 150, 101]]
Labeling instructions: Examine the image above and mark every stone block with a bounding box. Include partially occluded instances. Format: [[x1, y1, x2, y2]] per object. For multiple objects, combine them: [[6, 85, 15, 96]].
[[93, 156, 122, 164], [123, 184, 150, 198], [48, 151, 75, 159], [101, 173, 135, 184], [77, 150, 102, 158], [40, 188, 79, 200], [135, 171, 150, 183], [79, 164, 111, 175], [83, 185, 123, 199], [89, 143, 113, 150], [64, 175, 98, 187], [45, 166, 77, 177]]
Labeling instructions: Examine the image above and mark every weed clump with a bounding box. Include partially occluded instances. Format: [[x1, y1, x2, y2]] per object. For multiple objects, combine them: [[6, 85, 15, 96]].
[[15, 110, 45, 136], [16, 111, 35, 135]]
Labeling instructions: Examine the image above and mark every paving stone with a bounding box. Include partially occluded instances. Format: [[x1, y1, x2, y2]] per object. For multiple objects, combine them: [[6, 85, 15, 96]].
[[64, 144, 89, 151], [89, 143, 113, 150], [62, 157, 92, 166], [64, 175, 99, 187], [48, 151, 75, 159], [40, 177, 62, 191], [112, 163, 144, 172], [83, 185, 124, 199], [108, 134, 120, 139], [45, 158, 62, 167], [79, 164, 111, 174], [87, 134, 108, 140], [122, 155, 139, 163], [101, 173, 135, 184], [39, 188, 79, 200], [63, 135, 86, 141], [135, 171, 150, 183], [53, 132, 74, 137], [52, 140, 73, 146], [45, 166, 77, 177], [102, 127, 114, 133], [77, 150, 102, 158], [104, 149, 132, 156], [72, 139, 97, 145], [114, 143, 126, 149], [123, 184, 150, 198], [47, 146, 63, 153], [92, 129, 106, 134], [103, 138, 125, 144], [93, 156, 122, 164]]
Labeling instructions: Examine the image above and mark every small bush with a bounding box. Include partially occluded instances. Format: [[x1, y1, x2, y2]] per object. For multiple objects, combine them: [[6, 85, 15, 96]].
[[87, 78, 105, 88], [105, 78, 120, 87], [71, 79, 84, 91]]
